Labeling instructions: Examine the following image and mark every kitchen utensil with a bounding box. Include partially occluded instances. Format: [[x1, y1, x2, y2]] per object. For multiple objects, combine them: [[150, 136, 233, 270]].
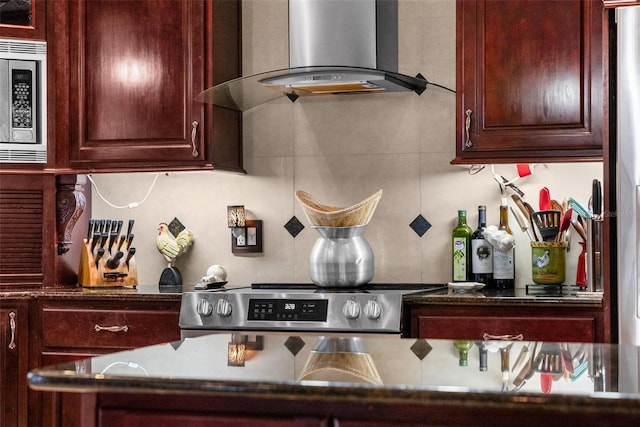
[[551, 199, 563, 213], [106, 251, 124, 270], [571, 218, 588, 241], [523, 201, 541, 241], [510, 195, 536, 241], [555, 208, 573, 241], [592, 179, 602, 217], [540, 373, 553, 394], [125, 247, 136, 268], [509, 206, 533, 240], [532, 210, 562, 241], [539, 187, 551, 211], [568, 197, 591, 219], [95, 248, 105, 269]]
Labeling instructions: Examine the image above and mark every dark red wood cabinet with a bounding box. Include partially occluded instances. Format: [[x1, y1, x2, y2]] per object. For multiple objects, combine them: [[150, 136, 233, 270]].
[[53, 0, 243, 173], [408, 304, 606, 343], [30, 297, 182, 427], [0, 174, 56, 288], [0, 299, 28, 427], [453, 0, 606, 164], [0, 0, 46, 40]]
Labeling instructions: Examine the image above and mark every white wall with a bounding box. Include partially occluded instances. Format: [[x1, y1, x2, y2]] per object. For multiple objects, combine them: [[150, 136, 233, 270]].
[[90, 0, 602, 288]]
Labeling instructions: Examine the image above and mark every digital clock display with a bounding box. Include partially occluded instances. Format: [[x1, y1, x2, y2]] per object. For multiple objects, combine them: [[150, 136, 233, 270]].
[[248, 299, 328, 322]]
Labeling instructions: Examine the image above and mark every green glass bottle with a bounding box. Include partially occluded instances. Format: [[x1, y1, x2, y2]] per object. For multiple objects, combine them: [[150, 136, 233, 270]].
[[452, 210, 473, 282], [453, 340, 474, 366]]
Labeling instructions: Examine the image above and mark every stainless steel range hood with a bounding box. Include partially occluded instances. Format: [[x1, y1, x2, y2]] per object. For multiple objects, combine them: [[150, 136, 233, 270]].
[[196, 0, 430, 112]]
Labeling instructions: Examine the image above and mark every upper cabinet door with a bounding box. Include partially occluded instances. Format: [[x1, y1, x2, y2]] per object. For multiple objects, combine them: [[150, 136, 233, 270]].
[[61, 0, 242, 172], [0, 0, 46, 40], [453, 0, 605, 164]]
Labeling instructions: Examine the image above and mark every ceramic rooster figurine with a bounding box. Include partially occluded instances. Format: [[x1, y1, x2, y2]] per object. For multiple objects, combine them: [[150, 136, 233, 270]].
[[156, 223, 194, 267]]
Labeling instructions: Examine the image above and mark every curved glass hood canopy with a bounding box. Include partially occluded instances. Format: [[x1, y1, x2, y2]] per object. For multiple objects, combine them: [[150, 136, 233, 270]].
[[196, 0, 448, 112], [195, 66, 429, 112]]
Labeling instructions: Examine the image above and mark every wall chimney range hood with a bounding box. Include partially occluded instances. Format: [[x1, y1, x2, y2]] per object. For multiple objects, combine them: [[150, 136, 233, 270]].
[[196, 0, 438, 112]]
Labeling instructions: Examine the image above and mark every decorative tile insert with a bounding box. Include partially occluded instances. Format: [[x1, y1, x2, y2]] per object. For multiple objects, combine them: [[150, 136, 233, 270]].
[[284, 336, 306, 356], [410, 339, 433, 360], [410, 215, 431, 237], [284, 216, 305, 238]]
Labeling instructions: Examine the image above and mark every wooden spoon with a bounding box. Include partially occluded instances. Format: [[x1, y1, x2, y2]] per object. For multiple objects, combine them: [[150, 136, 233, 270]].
[[556, 208, 573, 242]]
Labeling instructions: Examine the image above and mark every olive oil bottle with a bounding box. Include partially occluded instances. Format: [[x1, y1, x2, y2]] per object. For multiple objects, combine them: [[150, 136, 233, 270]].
[[452, 210, 472, 282]]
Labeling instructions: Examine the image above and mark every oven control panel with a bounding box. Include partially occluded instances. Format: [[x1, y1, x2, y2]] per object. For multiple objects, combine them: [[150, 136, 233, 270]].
[[248, 299, 329, 322], [179, 291, 405, 333]]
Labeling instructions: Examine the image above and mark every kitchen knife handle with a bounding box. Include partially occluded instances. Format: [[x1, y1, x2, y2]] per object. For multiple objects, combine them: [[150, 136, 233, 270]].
[[106, 251, 124, 270], [95, 248, 105, 269], [126, 219, 134, 237], [592, 179, 602, 216], [117, 234, 126, 251], [126, 247, 136, 268], [86, 219, 95, 241]]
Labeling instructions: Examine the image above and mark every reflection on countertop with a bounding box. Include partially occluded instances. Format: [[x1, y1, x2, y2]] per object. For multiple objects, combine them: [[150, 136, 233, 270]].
[[27, 333, 639, 417]]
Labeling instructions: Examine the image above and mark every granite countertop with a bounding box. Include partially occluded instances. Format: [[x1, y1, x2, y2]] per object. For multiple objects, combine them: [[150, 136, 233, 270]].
[[1, 283, 603, 308], [27, 333, 638, 415], [404, 285, 604, 307], [0, 284, 184, 300]]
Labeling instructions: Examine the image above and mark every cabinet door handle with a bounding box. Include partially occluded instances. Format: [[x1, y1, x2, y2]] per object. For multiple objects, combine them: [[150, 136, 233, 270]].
[[8, 312, 16, 350], [483, 333, 524, 341], [190, 121, 200, 157], [464, 109, 473, 148], [94, 324, 129, 333]]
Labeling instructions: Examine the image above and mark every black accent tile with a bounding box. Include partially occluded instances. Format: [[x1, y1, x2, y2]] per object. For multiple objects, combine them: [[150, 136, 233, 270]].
[[168, 217, 186, 237], [284, 216, 305, 238], [284, 336, 306, 356], [410, 339, 433, 360], [410, 215, 431, 237]]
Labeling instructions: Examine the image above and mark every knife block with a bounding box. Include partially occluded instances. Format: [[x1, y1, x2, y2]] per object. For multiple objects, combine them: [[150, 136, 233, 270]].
[[78, 239, 138, 288]]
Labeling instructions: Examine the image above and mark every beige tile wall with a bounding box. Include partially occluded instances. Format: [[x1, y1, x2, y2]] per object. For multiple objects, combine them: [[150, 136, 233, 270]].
[[91, 0, 602, 288]]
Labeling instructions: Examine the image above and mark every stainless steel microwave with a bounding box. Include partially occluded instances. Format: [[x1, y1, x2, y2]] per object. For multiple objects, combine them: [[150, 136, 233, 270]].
[[0, 38, 46, 163]]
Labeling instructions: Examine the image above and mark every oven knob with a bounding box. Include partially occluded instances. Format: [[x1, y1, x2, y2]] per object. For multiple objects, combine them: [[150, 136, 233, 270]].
[[342, 299, 360, 319], [196, 299, 213, 316], [364, 300, 382, 319], [215, 299, 233, 317]]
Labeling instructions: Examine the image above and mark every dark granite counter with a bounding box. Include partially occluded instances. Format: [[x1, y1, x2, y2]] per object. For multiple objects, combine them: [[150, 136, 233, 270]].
[[405, 285, 604, 308], [27, 333, 640, 424], [0, 284, 183, 301]]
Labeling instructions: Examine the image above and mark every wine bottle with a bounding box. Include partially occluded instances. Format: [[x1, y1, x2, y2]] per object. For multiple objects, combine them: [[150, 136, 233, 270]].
[[452, 210, 472, 282], [493, 199, 515, 290], [471, 205, 493, 285], [453, 340, 473, 366], [477, 341, 488, 371]]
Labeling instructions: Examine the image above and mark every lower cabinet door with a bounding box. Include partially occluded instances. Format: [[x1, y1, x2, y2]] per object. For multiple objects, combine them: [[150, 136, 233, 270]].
[[415, 315, 596, 342], [99, 410, 328, 427]]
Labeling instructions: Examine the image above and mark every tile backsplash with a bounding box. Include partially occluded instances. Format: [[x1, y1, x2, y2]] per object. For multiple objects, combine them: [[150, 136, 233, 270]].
[[90, 0, 602, 288]]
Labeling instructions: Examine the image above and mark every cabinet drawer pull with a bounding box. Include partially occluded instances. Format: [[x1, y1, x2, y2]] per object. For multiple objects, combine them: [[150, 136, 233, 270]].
[[94, 324, 129, 333], [8, 312, 16, 350], [464, 109, 473, 148], [190, 121, 200, 157], [483, 333, 524, 341]]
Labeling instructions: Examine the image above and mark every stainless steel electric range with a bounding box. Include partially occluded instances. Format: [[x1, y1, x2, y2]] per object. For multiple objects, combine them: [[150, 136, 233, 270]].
[[179, 283, 447, 337]]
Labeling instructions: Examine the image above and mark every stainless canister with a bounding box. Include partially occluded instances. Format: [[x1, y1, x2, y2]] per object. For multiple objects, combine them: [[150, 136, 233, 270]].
[[309, 225, 374, 287]]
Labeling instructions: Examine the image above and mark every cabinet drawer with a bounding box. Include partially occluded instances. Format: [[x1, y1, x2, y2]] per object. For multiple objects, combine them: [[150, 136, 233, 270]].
[[416, 315, 595, 342], [42, 307, 180, 349]]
